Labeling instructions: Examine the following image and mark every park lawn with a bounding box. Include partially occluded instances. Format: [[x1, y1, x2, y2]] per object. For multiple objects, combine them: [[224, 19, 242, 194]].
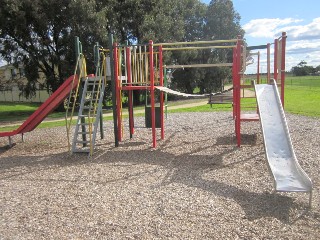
[[0, 75, 319, 132], [0, 102, 41, 122], [285, 88, 320, 117], [284, 76, 320, 117], [0, 101, 69, 122]]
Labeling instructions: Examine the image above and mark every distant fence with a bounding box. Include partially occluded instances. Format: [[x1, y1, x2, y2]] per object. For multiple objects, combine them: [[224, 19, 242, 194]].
[[0, 86, 50, 103]]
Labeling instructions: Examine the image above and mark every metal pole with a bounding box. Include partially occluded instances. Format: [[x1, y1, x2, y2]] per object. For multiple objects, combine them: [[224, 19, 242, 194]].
[[75, 36, 87, 147], [236, 36, 242, 147], [274, 39, 278, 82], [159, 45, 164, 140], [109, 33, 119, 147], [267, 43, 271, 83], [94, 42, 104, 140], [257, 52, 260, 84], [164, 68, 168, 119], [126, 46, 134, 138], [280, 32, 286, 107], [114, 42, 122, 142], [149, 40, 156, 148]]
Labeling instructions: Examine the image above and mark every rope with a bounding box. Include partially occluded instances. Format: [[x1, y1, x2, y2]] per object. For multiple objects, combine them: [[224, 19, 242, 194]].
[[155, 86, 233, 98]]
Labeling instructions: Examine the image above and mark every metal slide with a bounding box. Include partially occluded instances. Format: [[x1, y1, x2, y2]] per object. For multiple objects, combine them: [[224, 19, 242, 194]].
[[254, 80, 312, 205]]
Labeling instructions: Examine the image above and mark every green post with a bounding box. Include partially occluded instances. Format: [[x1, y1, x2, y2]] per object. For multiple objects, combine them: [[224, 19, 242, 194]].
[[164, 68, 168, 119], [109, 33, 119, 147]]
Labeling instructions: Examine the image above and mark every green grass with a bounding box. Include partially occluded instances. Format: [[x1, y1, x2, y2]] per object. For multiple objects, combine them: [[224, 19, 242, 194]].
[[0, 75, 319, 132], [284, 76, 320, 117], [0, 102, 68, 122], [0, 102, 41, 122]]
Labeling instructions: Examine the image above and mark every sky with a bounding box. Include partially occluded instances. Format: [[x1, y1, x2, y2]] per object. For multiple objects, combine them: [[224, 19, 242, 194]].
[[202, 0, 320, 73]]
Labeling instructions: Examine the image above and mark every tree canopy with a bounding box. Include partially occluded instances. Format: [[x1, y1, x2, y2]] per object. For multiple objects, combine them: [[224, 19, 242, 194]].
[[0, 0, 244, 99], [291, 60, 320, 76]]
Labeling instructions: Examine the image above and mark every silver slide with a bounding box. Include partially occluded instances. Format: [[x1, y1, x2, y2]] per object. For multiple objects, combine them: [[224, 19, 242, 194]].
[[254, 80, 312, 205]]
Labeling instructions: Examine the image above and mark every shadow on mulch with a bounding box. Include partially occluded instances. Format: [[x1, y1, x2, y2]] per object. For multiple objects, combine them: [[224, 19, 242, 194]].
[[0, 132, 303, 224]]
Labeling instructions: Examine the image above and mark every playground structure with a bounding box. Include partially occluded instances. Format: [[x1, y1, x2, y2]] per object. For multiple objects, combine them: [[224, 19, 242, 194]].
[[0, 32, 312, 207], [70, 31, 312, 206], [112, 38, 238, 149], [233, 32, 287, 147]]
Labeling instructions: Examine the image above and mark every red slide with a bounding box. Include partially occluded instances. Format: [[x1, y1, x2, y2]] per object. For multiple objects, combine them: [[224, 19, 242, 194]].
[[0, 75, 79, 138]]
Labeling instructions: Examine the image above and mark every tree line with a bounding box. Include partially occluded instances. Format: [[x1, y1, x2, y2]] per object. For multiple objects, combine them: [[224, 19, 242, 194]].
[[0, 0, 244, 103], [291, 60, 320, 76]]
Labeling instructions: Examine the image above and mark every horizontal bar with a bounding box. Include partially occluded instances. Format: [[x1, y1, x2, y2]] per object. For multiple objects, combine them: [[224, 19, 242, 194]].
[[164, 63, 233, 68], [247, 45, 268, 50], [121, 86, 151, 90], [154, 39, 238, 46], [162, 45, 236, 51], [240, 85, 253, 88], [115, 43, 149, 48]]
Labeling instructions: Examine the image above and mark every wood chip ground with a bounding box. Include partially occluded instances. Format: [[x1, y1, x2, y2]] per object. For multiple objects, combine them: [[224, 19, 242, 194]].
[[0, 112, 319, 239]]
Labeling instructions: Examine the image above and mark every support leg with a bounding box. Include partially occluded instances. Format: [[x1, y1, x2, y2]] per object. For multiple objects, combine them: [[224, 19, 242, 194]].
[[8, 136, 12, 147]]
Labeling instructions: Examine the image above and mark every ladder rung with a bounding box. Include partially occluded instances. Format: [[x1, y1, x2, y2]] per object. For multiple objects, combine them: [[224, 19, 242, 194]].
[[87, 76, 101, 81]]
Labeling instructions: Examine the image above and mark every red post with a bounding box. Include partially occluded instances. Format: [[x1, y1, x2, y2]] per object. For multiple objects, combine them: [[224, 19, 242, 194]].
[[126, 47, 134, 138], [159, 45, 164, 140], [274, 39, 278, 82], [267, 43, 271, 83], [280, 32, 286, 107], [149, 40, 156, 148], [113, 43, 122, 142], [257, 52, 260, 84]]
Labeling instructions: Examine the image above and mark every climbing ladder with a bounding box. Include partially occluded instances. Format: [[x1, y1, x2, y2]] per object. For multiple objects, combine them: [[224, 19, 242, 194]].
[[71, 74, 105, 155]]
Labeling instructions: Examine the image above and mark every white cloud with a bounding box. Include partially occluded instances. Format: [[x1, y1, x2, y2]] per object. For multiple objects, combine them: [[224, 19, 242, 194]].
[[277, 17, 320, 41], [243, 17, 320, 73], [243, 18, 303, 38], [286, 40, 320, 55]]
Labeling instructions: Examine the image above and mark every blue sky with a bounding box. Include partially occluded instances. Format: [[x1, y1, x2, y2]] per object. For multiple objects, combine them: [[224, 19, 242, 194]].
[[202, 0, 320, 73]]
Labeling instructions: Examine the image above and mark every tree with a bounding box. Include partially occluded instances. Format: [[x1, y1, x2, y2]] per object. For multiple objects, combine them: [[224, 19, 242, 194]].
[[197, 0, 244, 93], [291, 60, 316, 76], [0, 0, 107, 101], [171, 0, 244, 94], [0, 0, 245, 102]]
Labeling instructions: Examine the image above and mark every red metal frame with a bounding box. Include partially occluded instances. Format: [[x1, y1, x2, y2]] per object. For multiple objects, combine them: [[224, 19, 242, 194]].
[[274, 39, 278, 82], [126, 47, 134, 137], [233, 33, 287, 147], [257, 52, 260, 84], [111, 33, 287, 149], [112, 41, 165, 148], [280, 32, 286, 107], [113, 43, 122, 142], [267, 43, 271, 83]]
